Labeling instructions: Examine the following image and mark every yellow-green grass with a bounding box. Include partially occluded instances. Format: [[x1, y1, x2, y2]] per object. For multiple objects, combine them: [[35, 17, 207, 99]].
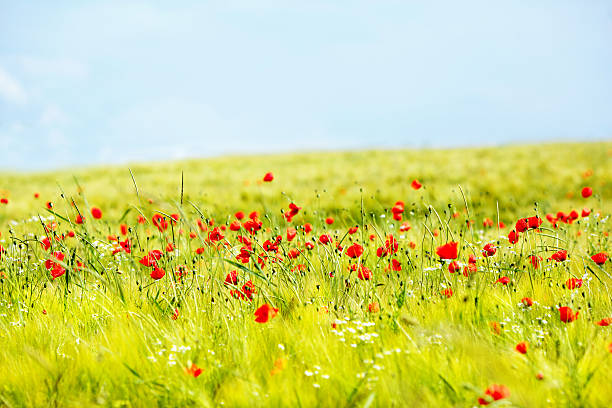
[[0, 142, 611, 407]]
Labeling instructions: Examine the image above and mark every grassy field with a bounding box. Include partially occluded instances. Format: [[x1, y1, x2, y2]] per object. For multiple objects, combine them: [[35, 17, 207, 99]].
[[0, 142, 611, 407]]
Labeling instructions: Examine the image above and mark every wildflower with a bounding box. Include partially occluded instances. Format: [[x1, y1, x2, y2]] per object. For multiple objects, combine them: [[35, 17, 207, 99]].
[[496, 276, 510, 285], [319, 234, 332, 245], [559, 306, 579, 323], [508, 230, 519, 244], [150, 267, 165, 280], [595, 318, 612, 326], [140, 250, 163, 267], [550, 250, 567, 262], [303, 223, 313, 234], [483, 218, 494, 227], [263, 172, 274, 182], [185, 362, 202, 378], [529, 255, 541, 269], [325, 217, 334, 225], [411, 179, 422, 190], [565, 278, 582, 290], [225, 270, 238, 286], [442, 288, 453, 298], [448, 261, 460, 273], [591, 253, 607, 265], [515, 342, 528, 354], [346, 243, 363, 258], [482, 243, 496, 257], [436, 242, 458, 260], [478, 384, 510, 405], [91, 207, 102, 219], [515, 218, 528, 233], [348, 226, 359, 234], [354, 264, 372, 281], [527, 216, 543, 229], [270, 357, 287, 376], [171, 308, 180, 320], [521, 297, 533, 307], [286, 227, 297, 241], [368, 302, 380, 313], [581, 187, 593, 198], [254, 304, 279, 323], [581, 208, 591, 217]]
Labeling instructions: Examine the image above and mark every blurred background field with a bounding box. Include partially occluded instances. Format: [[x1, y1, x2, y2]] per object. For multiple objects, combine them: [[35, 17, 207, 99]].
[[1, 142, 611, 228]]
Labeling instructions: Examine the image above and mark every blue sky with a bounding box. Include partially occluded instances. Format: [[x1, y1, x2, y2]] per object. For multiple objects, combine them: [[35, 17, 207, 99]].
[[1, 1, 611, 170]]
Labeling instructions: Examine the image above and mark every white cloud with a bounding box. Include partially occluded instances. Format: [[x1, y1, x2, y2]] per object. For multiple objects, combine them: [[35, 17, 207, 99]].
[[0, 67, 27, 104]]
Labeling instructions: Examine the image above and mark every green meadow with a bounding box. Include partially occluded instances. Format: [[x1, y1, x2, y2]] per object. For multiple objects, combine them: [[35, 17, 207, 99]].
[[0, 142, 611, 407]]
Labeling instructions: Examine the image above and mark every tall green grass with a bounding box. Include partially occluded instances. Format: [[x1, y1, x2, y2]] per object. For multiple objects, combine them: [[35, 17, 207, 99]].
[[0, 142, 610, 407]]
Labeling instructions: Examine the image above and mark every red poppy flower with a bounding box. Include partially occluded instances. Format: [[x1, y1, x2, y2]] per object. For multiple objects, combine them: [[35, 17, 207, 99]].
[[521, 297, 533, 307], [550, 250, 567, 262], [608, 343, 612, 353], [368, 302, 380, 313], [305, 242, 314, 250], [263, 172, 274, 182], [581, 187, 593, 198], [529, 255, 541, 269], [287, 248, 300, 259], [354, 264, 372, 281], [41, 237, 51, 251], [150, 267, 165, 280], [207, 227, 224, 242], [515, 342, 528, 354], [50, 264, 66, 279], [319, 234, 331, 245], [399, 222, 411, 232], [243, 218, 263, 234], [463, 263, 477, 276], [596, 317, 612, 326], [286, 227, 297, 241], [325, 217, 334, 225], [527, 216, 543, 229], [482, 243, 496, 257], [303, 223, 313, 234], [411, 179, 422, 190], [185, 362, 202, 378], [591, 253, 607, 265], [496, 276, 510, 285], [559, 306, 579, 323], [229, 220, 241, 231], [515, 218, 528, 233], [391, 259, 402, 271], [254, 304, 279, 323], [448, 261, 460, 273], [348, 226, 358, 234], [346, 243, 364, 258], [91, 207, 102, 219], [581, 208, 591, 217], [152, 214, 169, 232], [442, 288, 453, 298], [478, 384, 510, 405], [508, 230, 519, 244], [241, 280, 256, 300], [139, 250, 163, 267], [566, 278, 582, 290], [225, 270, 238, 286], [436, 242, 458, 260]]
